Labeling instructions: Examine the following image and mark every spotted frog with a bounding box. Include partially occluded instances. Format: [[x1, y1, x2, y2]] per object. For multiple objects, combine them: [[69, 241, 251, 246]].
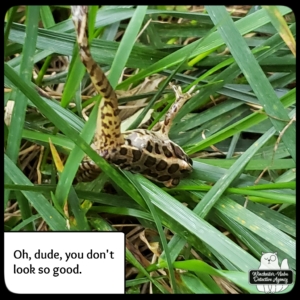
[[72, 6, 194, 187]]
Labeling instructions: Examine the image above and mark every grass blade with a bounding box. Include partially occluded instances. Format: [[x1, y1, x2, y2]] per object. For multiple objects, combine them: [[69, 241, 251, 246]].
[[5, 154, 68, 230], [206, 6, 295, 161]]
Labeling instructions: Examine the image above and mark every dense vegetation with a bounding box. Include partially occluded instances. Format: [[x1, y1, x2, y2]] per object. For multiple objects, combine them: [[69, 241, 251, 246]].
[[4, 6, 295, 294]]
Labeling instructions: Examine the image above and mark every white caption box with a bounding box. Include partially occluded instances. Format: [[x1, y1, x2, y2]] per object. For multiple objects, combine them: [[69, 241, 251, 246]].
[[5, 232, 125, 294]]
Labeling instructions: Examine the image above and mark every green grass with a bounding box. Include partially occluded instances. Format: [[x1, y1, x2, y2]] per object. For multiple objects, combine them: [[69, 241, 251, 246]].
[[4, 5, 295, 294]]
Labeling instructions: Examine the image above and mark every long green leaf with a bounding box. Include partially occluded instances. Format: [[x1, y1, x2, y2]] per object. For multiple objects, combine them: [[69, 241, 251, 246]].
[[206, 6, 295, 161], [124, 172, 259, 272], [4, 63, 145, 209], [5, 6, 40, 208], [5, 154, 68, 230]]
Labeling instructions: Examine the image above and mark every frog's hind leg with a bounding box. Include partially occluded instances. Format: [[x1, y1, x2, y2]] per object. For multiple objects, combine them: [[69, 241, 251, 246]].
[[71, 6, 124, 156]]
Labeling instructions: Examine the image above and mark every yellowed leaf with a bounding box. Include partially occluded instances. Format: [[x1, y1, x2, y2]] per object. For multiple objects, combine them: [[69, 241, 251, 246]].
[[49, 138, 64, 173]]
